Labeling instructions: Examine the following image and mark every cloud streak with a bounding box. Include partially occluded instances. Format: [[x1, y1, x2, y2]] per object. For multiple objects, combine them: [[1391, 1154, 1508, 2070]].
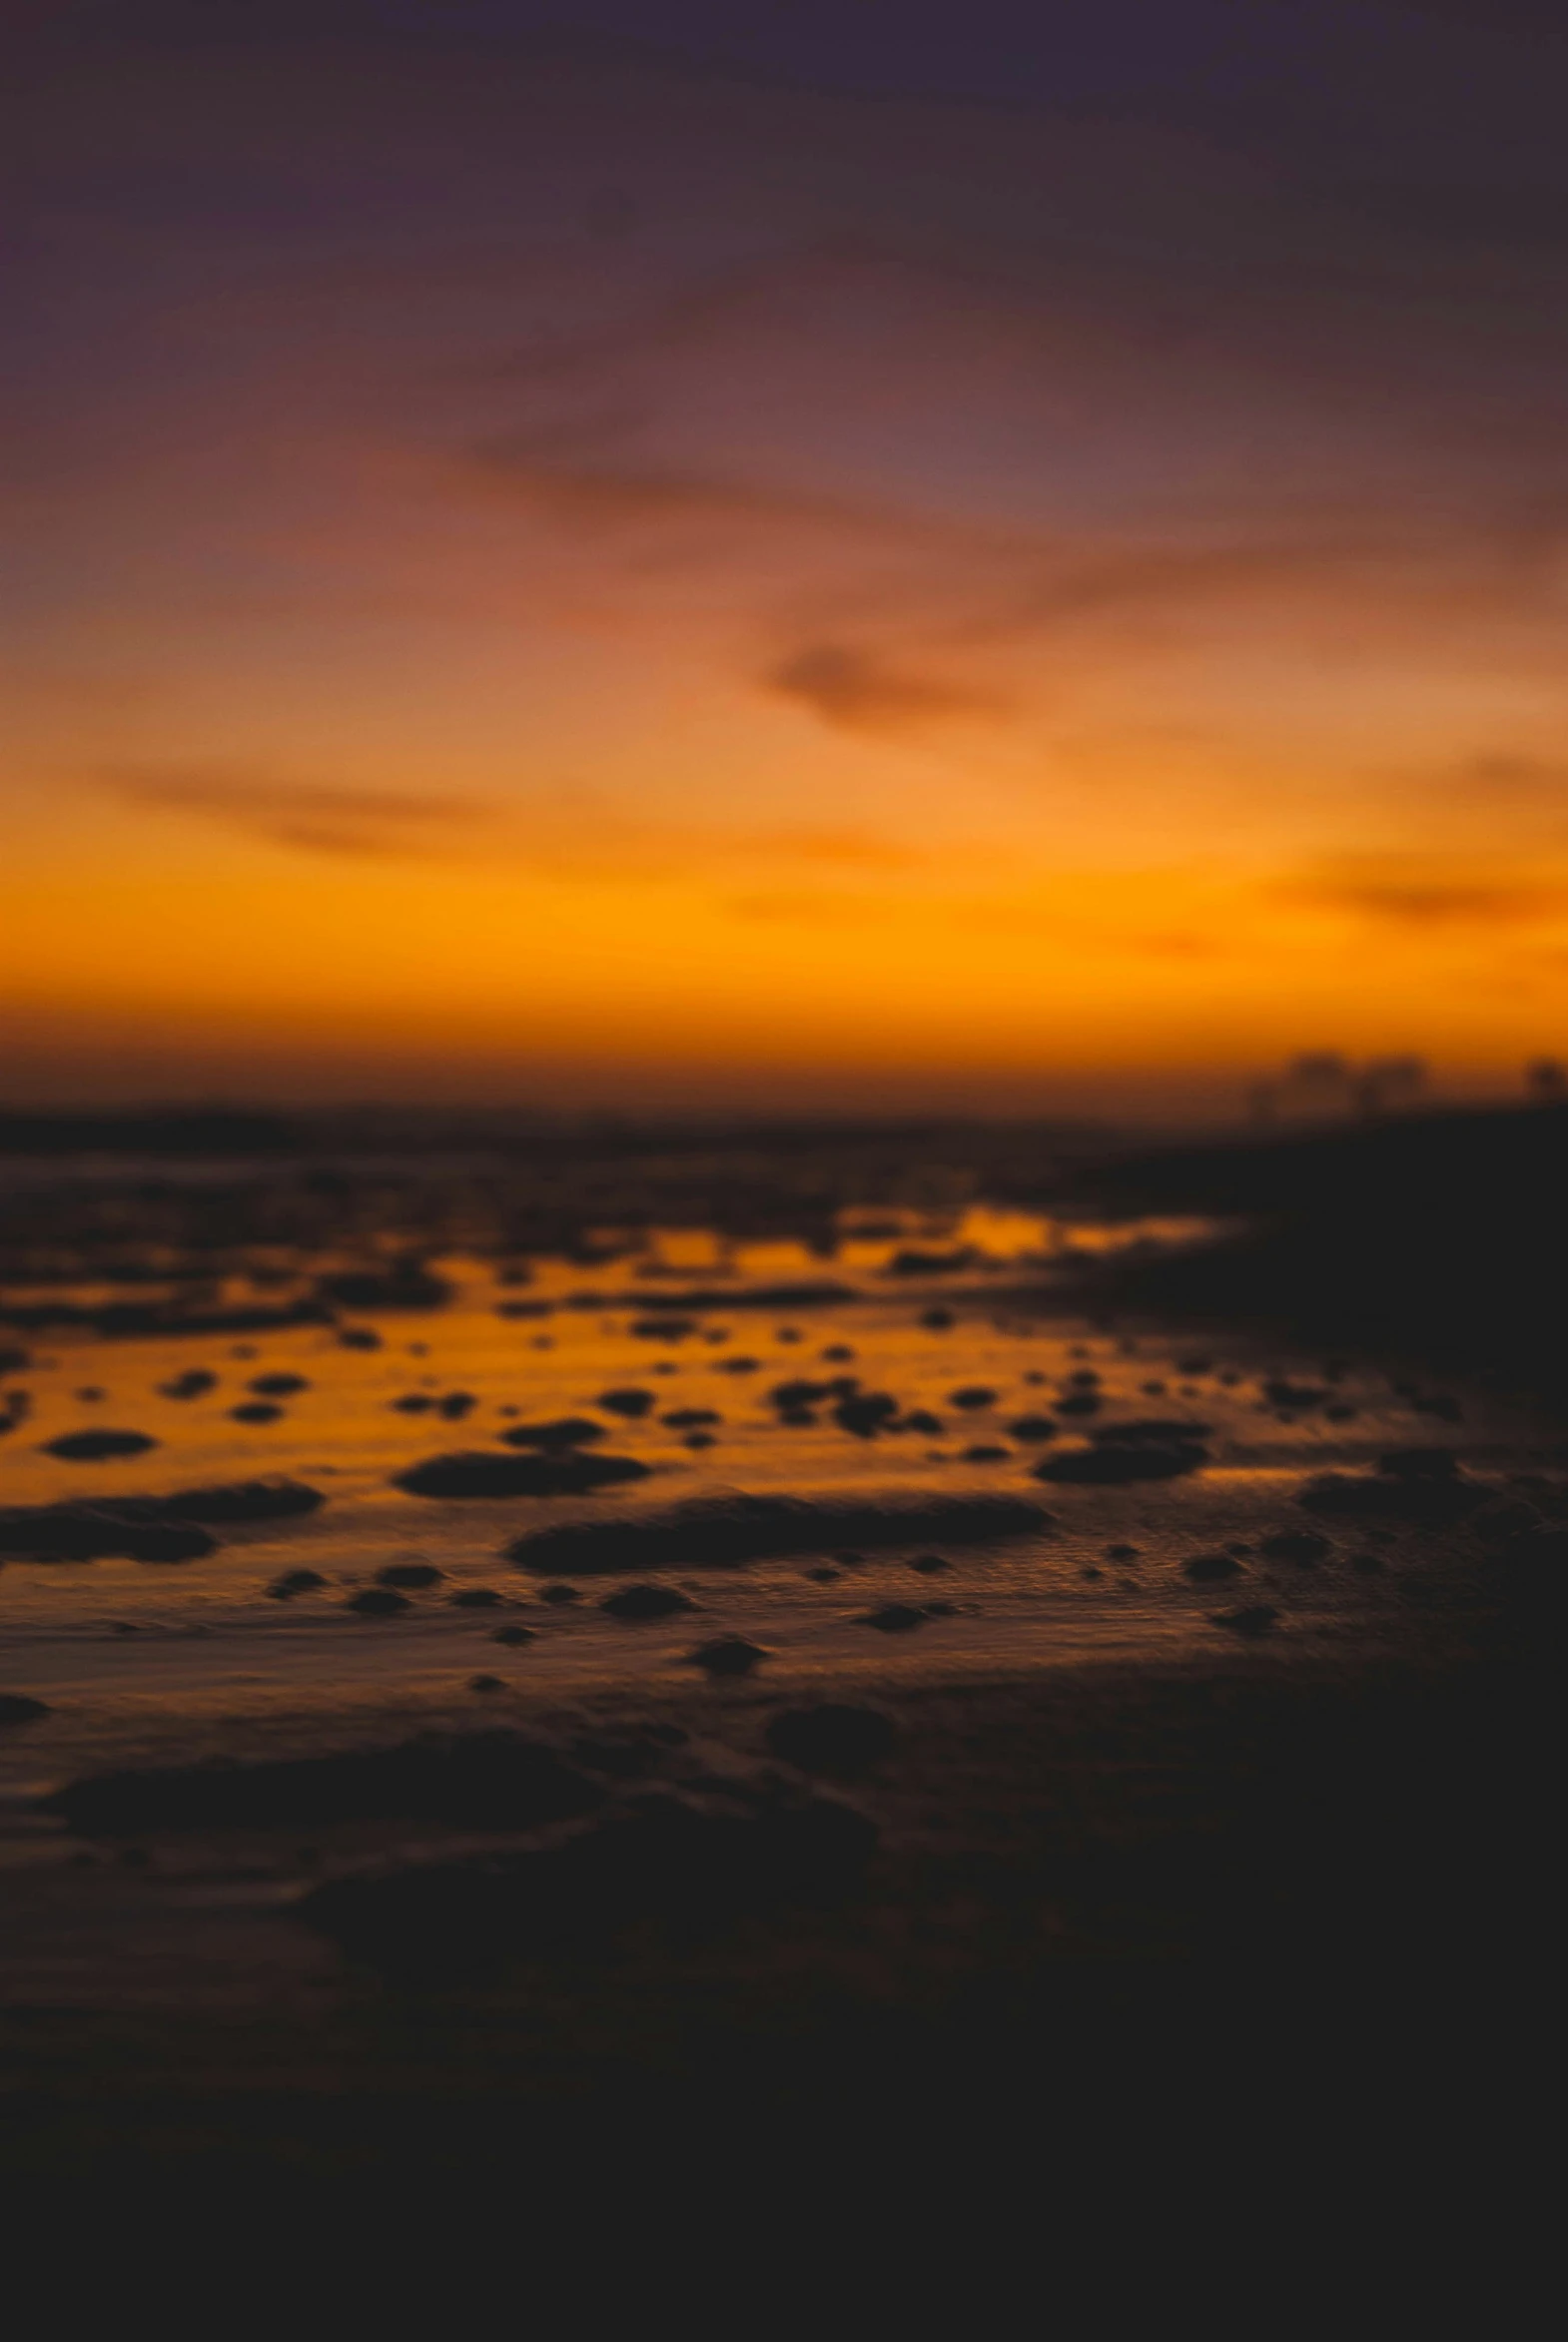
[[765, 644, 1005, 736], [461, 441, 919, 545], [100, 767, 501, 859], [96, 764, 932, 879], [459, 426, 1568, 697], [1276, 855, 1568, 929]]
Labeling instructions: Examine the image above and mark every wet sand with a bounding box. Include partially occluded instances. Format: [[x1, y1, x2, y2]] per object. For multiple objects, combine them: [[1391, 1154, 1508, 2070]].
[[0, 1124, 1557, 2189]]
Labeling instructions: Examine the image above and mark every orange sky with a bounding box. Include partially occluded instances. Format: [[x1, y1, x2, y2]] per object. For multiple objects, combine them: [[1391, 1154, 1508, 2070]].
[[7, 16, 1568, 1115]]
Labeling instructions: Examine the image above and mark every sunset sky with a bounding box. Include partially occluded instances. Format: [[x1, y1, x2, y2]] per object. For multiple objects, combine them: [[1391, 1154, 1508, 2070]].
[[8, 0, 1568, 1115]]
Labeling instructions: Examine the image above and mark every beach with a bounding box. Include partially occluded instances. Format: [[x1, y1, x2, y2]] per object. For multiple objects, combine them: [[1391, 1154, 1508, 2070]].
[[0, 1119, 1554, 2187]]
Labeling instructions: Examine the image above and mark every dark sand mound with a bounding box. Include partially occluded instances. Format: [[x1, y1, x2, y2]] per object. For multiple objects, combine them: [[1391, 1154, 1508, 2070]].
[[766, 1705, 896, 1775], [47, 1732, 602, 1837], [686, 1635, 769, 1676], [315, 1263, 451, 1310], [396, 1450, 652, 1499], [1092, 1418, 1212, 1443], [268, 1568, 328, 1599], [768, 1377, 838, 1407], [298, 1793, 877, 1976], [1264, 1378, 1331, 1411], [859, 1602, 934, 1632], [597, 1387, 654, 1417], [1036, 1438, 1208, 1484], [886, 1246, 978, 1276], [1180, 1552, 1243, 1581], [499, 1417, 605, 1451], [606, 1281, 854, 1311], [1258, 1530, 1331, 1564], [0, 1694, 51, 1725], [0, 1298, 330, 1339], [1212, 1605, 1280, 1636], [0, 1502, 218, 1561], [599, 1583, 696, 1620], [161, 1477, 325, 1522], [1296, 1468, 1488, 1526], [1378, 1445, 1464, 1478], [505, 1492, 1053, 1575], [42, 1429, 158, 1461], [0, 1479, 317, 1558], [833, 1391, 901, 1437], [392, 1391, 476, 1417]]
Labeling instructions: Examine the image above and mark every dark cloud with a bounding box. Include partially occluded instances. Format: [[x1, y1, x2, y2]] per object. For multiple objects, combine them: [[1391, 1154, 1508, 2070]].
[[766, 645, 1005, 736]]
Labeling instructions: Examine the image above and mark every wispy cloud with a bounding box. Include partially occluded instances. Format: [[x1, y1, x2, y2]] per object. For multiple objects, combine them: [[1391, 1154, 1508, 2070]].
[[100, 766, 500, 859], [461, 441, 916, 544], [459, 424, 1562, 705], [477, 247, 840, 388], [95, 763, 932, 880], [1276, 854, 1568, 927]]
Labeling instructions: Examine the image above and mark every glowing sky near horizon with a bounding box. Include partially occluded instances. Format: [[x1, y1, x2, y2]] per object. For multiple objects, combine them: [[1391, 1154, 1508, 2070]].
[[7, 2, 1568, 1113]]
